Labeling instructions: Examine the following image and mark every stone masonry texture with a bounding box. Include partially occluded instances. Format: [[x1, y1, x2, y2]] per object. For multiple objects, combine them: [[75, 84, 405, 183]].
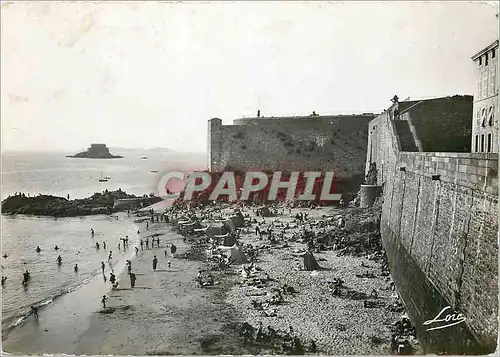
[[368, 108, 498, 353]]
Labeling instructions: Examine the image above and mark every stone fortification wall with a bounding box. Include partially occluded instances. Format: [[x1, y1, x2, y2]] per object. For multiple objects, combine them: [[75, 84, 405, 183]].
[[367, 110, 498, 353], [208, 115, 374, 181]]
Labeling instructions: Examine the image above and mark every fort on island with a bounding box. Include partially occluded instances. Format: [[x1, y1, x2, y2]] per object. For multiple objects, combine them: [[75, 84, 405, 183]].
[[207, 40, 498, 354], [66, 144, 123, 159]]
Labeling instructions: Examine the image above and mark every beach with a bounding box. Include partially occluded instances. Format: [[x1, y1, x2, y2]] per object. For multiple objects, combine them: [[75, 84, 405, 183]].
[[3, 203, 413, 355]]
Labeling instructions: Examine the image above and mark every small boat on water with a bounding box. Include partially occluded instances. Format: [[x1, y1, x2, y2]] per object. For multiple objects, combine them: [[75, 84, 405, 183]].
[[98, 172, 108, 182], [104, 175, 111, 180], [150, 170, 158, 173], [141, 156, 148, 160]]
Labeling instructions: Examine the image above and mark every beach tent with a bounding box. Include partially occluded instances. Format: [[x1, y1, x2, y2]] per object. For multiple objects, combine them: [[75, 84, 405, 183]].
[[257, 206, 273, 217], [223, 233, 237, 247], [224, 217, 240, 233], [206, 224, 227, 237], [302, 250, 320, 271], [217, 244, 248, 265]]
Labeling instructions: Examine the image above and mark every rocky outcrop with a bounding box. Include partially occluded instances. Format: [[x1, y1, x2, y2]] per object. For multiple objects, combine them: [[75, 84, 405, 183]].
[[66, 144, 123, 159], [1, 190, 162, 217]]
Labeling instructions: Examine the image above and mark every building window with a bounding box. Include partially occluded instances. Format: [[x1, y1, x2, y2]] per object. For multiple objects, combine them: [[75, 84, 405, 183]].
[[491, 64, 496, 94], [485, 53, 489, 66], [481, 134, 485, 152], [478, 69, 483, 98], [479, 57, 482, 66], [489, 105, 495, 126], [487, 133, 492, 153], [493, 48, 496, 58], [476, 109, 481, 127], [481, 108, 487, 127], [475, 135, 479, 152], [484, 70, 489, 97]]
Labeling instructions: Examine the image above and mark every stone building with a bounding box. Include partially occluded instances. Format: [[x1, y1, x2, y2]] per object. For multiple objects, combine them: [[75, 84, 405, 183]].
[[471, 39, 499, 153]]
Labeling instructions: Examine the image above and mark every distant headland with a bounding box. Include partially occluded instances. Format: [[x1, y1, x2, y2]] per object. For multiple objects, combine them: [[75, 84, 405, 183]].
[[66, 144, 123, 159]]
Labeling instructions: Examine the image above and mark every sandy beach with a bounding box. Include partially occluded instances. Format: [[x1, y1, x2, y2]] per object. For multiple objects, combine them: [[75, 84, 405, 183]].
[[3, 204, 413, 355]]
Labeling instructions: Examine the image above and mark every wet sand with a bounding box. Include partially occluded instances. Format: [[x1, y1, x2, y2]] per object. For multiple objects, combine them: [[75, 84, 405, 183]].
[[71, 222, 253, 355]]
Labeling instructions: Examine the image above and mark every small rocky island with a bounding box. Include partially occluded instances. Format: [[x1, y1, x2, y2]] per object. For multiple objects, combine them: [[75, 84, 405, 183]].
[[66, 144, 123, 159], [1, 190, 162, 217]]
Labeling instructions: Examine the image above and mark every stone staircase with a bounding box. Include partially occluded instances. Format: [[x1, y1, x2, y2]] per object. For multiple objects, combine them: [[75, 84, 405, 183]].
[[394, 120, 418, 151]]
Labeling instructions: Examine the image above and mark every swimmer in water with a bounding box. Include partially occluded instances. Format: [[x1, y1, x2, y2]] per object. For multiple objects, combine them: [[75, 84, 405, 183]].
[[36, 246, 41, 253], [74, 264, 78, 272], [2, 276, 7, 285], [57, 255, 62, 265], [54, 245, 59, 251], [3, 254, 7, 259]]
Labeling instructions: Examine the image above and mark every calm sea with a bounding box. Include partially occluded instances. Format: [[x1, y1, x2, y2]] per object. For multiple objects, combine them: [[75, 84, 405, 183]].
[[1, 150, 205, 337]]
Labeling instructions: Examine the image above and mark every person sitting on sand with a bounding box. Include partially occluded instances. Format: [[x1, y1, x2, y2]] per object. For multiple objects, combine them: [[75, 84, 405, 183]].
[[31, 305, 38, 319], [101, 295, 107, 308], [152, 256, 158, 271]]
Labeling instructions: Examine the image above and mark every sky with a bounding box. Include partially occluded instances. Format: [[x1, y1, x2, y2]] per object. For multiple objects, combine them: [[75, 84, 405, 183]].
[[1, 1, 499, 153]]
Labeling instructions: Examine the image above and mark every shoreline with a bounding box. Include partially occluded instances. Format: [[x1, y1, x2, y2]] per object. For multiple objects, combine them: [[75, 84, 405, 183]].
[[1, 213, 143, 355], [3, 203, 414, 355]]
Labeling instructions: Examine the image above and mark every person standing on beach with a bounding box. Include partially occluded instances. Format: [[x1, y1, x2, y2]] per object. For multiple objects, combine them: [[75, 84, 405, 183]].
[[146, 222, 149, 230], [146, 238, 149, 249], [91, 228, 94, 237], [164, 248, 168, 258], [101, 295, 107, 308], [96, 242, 100, 249], [74, 264, 79, 272], [108, 251, 112, 261], [103, 242, 107, 250], [129, 272, 136, 288], [152, 256, 158, 271], [140, 239, 144, 250], [170, 244, 177, 256], [127, 261, 132, 274], [101, 261, 105, 273], [135, 246, 139, 254]]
